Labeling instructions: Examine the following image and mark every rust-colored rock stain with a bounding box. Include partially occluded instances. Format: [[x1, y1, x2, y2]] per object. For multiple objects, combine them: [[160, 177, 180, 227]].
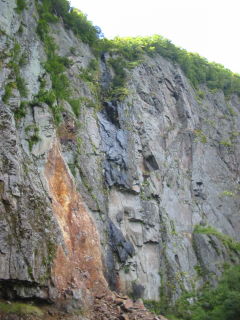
[[45, 141, 107, 297]]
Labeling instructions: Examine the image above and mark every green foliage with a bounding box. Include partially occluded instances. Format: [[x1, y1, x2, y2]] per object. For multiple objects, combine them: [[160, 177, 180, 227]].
[[101, 56, 131, 101], [11, 42, 21, 60], [36, 2, 75, 125], [170, 265, 240, 320], [16, 76, 28, 97], [34, 89, 56, 106], [220, 190, 235, 197], [197, 90, 205, 100], [108, 87, 130, 101], [36, 0, 102, 46], [194, 264, 205, 277], [33, 89, 63, 125], [144, 266, 240, 320], [69, 99, 82, 117], [4, 42, 28, 99], [68, 163, 77, 177], [227, 106, 237, 117], [2, 82, 15, 103], [194, 225, 240, 252], [64, 8, 102, 45], [25, 125, 41, 151], [100, 36, 240, 96], [36, 19, 49, 41], [194, 130, 207, 143], [19, 52, 28, 66], [50, 104, 63, 125], [220, 140, 233, 147], [51, 72, 70, 100], [15, 0, 27, 13], [79, 59, 99, 88], [108, 57, 127, 87], [44, 56, 70, 100], [144, 300, 164, 315], [70, 46, 76, 55], [14, 101, 27, 120], [0, 301, 43, 316]]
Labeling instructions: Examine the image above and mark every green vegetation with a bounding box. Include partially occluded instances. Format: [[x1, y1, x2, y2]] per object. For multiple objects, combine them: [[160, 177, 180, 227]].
[[0, 301, 43, 316], [44, 56, 71, 100], [32, 88, 63, 125], [145, 265, 240, 320], [34, 0, 240, 109], [35, 1, 102, 123], [4, 42, 28, 102], [194, 129, 207, 144], [105, 57, 131, 101], [172, 265, 240, 320], [15, 0, 27, 13], [194, 264, 205, 277], [227, 106, 237, 117], [78, 58, 101, 108], [35, 3, 71, 125], [144, 300, 165, 316], [220, 140, 233, 147], [196, 90, 205, 100], [14, 101, 27, 120], [16, 75, 28, 97], [36, 0, 102, 46], [100, 36, 240, 97], [34, 89, 56, 106], [79, 58, 99, 83], [194, 224, 240, 252], [2, 82, 15, 103], [220, 190, 235, 197], [25, 125, 41, 151], [69, 99, 82, 117]]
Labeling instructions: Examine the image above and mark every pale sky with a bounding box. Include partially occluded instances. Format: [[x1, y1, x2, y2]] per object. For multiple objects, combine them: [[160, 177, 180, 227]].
[[70, 0, 240, 74]]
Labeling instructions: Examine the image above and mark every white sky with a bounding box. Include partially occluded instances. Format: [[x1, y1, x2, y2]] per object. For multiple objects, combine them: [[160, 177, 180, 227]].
[[70, 0, 240, 74]]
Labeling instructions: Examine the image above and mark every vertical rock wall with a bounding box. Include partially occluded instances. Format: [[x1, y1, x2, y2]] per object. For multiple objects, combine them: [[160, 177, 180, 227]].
[[0, 0, 240, 307]]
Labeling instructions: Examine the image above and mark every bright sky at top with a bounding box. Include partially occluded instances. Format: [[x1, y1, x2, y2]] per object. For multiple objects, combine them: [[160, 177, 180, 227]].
[[70, 0, 240, 74]]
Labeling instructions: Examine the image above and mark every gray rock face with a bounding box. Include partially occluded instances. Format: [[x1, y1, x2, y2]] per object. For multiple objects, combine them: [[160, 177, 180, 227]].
[[109, 220, 135, 263], [0, 0, 240, 307]]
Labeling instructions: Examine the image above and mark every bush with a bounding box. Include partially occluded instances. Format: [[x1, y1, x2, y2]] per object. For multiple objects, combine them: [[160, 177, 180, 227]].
[[15, 0, 27, 13], [69, 99, 81, 117], [144, 300, 163, 315], [14, 101, 27, 120], [0, 301, 43, 316], [189, 265, 240, 320], [144, 265, 240, 320], [37, 0, 102, 46], [99, 36, 240, 96], [16, 76, 28, 97], [2, 82, 15, 103], [194, 225, 240, 252], [50, 104, 63, 125], [25, 125, 41, 151], [34, 89, 56, 106]]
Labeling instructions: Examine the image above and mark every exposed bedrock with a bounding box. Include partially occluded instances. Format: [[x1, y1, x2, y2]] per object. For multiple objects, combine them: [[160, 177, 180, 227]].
[[0, 0, 240, 309]]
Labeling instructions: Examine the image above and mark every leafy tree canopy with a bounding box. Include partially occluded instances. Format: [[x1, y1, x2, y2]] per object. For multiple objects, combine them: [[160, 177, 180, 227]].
[[37, 0, 240, 97], [100, 36, 240, 96]]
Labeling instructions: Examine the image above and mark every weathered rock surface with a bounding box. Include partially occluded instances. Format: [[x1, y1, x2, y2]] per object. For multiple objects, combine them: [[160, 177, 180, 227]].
[[0, 0, 240, 316]]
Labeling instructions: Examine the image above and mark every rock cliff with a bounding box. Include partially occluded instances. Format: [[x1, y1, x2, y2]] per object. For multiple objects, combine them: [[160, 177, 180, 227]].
[[0, 0, 240, 316]]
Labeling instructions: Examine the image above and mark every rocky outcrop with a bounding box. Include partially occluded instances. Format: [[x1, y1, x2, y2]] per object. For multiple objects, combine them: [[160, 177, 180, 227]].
[[0, 0, 240, 314]]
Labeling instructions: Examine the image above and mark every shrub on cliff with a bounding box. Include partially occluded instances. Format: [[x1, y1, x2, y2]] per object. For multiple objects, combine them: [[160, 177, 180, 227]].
[[37, 0, 102, 45], [170, 265, 240, 320], [100, 36, 240, 97]]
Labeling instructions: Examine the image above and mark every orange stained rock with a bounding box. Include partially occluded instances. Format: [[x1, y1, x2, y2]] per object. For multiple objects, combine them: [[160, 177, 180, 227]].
[[45, 141, 108, 296]]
